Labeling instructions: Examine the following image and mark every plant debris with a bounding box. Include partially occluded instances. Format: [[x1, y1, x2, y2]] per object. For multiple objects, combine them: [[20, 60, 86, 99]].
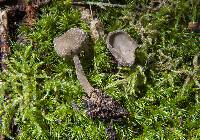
[[80, 7, 104, 40], [105, 120, 116, 140], [0, 0, 51, 71], [188, 22, 200, 33], [72, 1, 127, 9], [84, 88, 129, 121], [90, 18, 104, 40], [6, 0, 51, 26], [0, 9, 10, 72]]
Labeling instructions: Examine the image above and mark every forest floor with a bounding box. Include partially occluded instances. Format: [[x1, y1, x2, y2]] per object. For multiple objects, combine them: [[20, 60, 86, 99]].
[[0, 0, 200, 139]]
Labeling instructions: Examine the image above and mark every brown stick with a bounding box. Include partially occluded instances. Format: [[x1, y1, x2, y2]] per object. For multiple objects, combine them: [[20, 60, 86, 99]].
[[72, 1, 127, 9], [0, 10, 10, 72]]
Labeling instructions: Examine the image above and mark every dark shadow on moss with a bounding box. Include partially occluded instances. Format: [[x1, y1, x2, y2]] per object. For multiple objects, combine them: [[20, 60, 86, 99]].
[[176, 91, 196, 109]]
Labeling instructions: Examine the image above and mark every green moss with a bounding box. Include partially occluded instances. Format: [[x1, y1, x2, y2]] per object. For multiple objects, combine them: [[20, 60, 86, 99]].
[[0, 0, 200, 139]]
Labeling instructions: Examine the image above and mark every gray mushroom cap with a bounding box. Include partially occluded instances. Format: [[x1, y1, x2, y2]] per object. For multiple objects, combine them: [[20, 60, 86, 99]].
[[53, 28, 87, 57], [106, 30, 138, 66]]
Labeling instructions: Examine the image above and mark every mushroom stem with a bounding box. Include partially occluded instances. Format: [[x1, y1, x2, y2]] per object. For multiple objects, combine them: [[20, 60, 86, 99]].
[[73, 55, 94, 96]]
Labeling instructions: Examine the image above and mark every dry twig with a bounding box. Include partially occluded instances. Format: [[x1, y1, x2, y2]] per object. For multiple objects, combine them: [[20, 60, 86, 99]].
[[0, 9, 10, 72], [72, 1, 127, 9]]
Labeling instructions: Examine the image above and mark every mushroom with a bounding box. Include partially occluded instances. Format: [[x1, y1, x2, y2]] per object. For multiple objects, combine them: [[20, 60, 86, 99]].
[[106, 30, 138, 67], [53, 28, 94, 96], [53, 28, 129, 121]]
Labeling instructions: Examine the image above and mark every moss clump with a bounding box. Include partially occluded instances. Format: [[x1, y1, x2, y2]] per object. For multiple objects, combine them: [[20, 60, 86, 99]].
[[0, 0, 200, 139]]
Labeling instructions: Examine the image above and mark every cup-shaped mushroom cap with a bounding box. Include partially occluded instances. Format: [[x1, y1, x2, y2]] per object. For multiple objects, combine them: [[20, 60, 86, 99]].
[[53, 28, 87, 57], [106, 30, 138, 66]]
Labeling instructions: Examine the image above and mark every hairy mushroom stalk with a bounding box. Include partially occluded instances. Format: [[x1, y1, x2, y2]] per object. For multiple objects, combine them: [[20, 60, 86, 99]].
[[53, 28, 129, 122]]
